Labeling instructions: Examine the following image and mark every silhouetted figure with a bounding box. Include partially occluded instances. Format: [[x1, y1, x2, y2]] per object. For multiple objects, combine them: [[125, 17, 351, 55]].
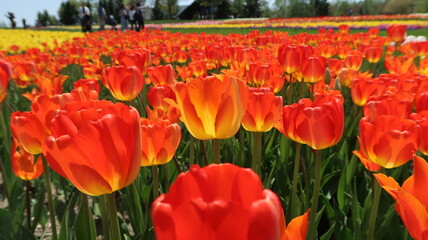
[[135, 3, 145, 31], [98, 2, 106, 30], [6, 12, 16, 29], [80, 3, 92, 32], [22, 19, 27, 29]]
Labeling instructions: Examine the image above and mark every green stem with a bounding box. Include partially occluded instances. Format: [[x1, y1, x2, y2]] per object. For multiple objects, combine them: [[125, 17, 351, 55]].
[[81, 194, 96, 239], [106, 193, 121, 240], [25, 181, 31, 229], [213, 139, 221, 164], [173, 155, 182, 172], [307, 150, 322, 240], [99, 195, 111, 240], [367, 173, 382, 240], [290, 143, 302, 219], [42, 158, 58, 240], [251, 132, 262, 175], [189, 135, 195, 166], [152, 166, 159, 199], [238, 129, 245, 167], [0, 155, 10, 207]]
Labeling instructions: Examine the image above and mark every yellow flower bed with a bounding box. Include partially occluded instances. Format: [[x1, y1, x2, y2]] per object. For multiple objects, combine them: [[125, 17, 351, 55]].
[[0, 29, 84, 52]]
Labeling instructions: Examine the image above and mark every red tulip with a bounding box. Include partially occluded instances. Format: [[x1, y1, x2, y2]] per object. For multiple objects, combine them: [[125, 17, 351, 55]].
[[387, 25, 406, 43], [152, 163, 309, 240], [410, 111, 428, 155], [146, 64, 176, 86], [277, 91, 344, 150], [147, 85, 176, 112], [364, 93, 412, 121], [42, 100, 142, 196], [364, 47, 383, 63], [0, 59, 12, 103], [351, 76, 385, 106], [301, 56, 327, 83]]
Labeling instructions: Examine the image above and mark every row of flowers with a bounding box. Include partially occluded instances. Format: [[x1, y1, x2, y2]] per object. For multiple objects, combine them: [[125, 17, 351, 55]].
[[0, 23, 428, 239]]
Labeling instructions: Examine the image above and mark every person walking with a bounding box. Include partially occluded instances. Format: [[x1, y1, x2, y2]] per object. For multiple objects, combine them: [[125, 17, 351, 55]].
[[98, 2, 107, 31], [119, 4, 128, 31], [135, 3, 145, 32]]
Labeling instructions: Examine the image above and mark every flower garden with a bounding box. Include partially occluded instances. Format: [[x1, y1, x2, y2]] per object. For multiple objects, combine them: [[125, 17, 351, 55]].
[[0, 15, 428, 240]]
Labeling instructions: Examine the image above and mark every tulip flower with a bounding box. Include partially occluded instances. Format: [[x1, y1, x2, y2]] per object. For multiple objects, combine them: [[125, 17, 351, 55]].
[[364, 93, 412, 121], [301, 56, 327, 83], [410, 111, 428, 155], [387, 25, 406, 43], [13, 61, 37, 82], [10, 111, 49, 155], [384, 55, 415, 74], [0, 59, 12, 103], [42, 100, 142, 196], [146, 64, 176, 86], [416, 92, 428, 112], [152, 163, 309, 240], [351, 76, 384, 106], [11, 139, 44, 181], [102, 65, 144, 101], [242, 87, 282, 132], [344, 52, 363, 71], [140, 117, 181, 166], [364, 47, 383, 63], [278, 45, 303, 74], [355, 115, 419, 169], [173, 75, 248, 140], [374, 156, 428, 240], [277, 91, 344, 150], [147, 85, 176, 112]]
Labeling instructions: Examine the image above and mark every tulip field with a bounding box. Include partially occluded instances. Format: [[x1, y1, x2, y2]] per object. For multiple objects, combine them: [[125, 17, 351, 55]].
[[1, 15, 428, 240]]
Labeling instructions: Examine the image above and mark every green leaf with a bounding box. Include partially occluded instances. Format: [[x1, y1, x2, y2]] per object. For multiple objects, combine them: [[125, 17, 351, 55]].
[[73, 194, 96, 240]]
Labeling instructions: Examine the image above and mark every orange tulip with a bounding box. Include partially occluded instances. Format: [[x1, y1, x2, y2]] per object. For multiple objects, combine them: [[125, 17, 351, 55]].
[[416, 92, 428, 113], [175, 65, 193, 82], [152, 163, 309, 240], [13, 62, 37, 82], [387, 24, 406, 43], [189, 60, 207, 77], [140, 117, 181, 166], [42, 100, 142, 196], [10, 111, 49, 155], [364, 47, 383, 63], [114, 49, 151, 71], [241, 87, 283, 132], [301, 56, 327, 83], [368, 28, 380, 38], [102, 65, 144, 101], [0, 59, 12, 103], [338, 24, 350, 34], [247, 63, 273, 86], [277, 91, 344, 150], [384, 55, 415, 74], [355, 115, 419, 169], [374, 156, 428, 240], [34, 73, 68, 97], [11, 139, 44, 181], [173, 75, 248, 140], [344, 52, 363, 71], [412, 41, 428, 57], [146, 64, 176, 86]]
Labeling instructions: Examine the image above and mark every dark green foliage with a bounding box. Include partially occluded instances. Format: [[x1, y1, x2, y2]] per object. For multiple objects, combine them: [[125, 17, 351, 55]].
[[59, 1, 80, 25]]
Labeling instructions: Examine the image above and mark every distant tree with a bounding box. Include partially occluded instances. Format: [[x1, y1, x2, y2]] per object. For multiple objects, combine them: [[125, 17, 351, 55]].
[[37, 10, 57, 26], [59, 1, 80, 25], [287, 0, 312, 17], [244, 0, 262, 17], [231, 0, 245, 18], [166, 0, 179, 19], [415, 0, 428, 12], [382, 0, 413, 14], [273, 0, 288, 18], [152, 0, 164, 19], [314, 0, 329, 16], [216, 0, 231, 18]]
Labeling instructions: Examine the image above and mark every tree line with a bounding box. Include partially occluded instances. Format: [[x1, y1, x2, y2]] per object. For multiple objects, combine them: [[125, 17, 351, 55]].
[[33, 0, 428, 25]]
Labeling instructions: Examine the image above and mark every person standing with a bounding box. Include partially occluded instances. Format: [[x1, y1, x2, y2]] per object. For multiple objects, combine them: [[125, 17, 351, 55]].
[[80, 3, 92, 33], [128, 5, 136, 30], [135, 3, 145, 32], [119, 4, 128, 31], [98, 2, 107, 31]]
